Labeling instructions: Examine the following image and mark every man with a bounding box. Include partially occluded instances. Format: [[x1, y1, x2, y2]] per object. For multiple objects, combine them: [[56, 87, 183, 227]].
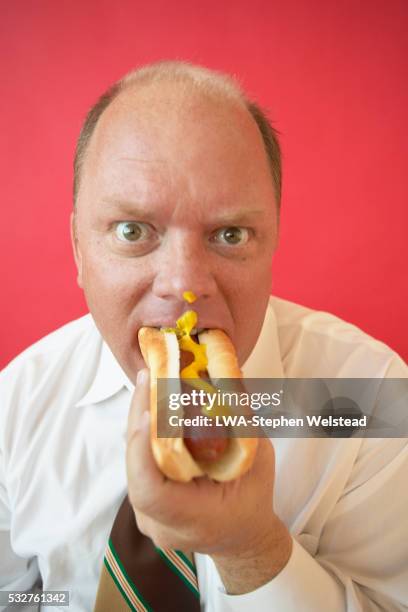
[[1, 61, 407, 611]]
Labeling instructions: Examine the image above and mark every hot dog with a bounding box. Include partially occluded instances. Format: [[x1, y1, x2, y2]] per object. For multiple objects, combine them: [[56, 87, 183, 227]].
[[138, 305, 258, 482], [178, 348, 229, 462]]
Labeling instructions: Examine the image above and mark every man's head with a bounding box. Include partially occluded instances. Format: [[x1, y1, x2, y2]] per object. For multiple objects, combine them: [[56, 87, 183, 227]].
[[71, 61, 282, 380]]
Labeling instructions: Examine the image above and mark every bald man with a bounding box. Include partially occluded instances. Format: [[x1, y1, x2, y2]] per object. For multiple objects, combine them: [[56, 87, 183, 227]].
[[1, 62, 407, 611]]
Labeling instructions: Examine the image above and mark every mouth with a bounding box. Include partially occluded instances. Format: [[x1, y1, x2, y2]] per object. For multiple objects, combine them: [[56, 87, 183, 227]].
[[160, 326, 206, 336], [136, 323, 229, 340]]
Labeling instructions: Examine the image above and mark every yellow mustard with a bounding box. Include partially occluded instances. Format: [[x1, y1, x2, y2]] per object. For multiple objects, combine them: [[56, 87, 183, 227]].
[[182, 290, 197, 304], [176, 310, 213, 390], [161, 292, 230, 416], [172, 295, 230, 417]]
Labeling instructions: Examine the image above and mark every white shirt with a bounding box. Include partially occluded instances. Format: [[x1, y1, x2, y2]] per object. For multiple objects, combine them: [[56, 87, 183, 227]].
[[1, 296, 407, 611]]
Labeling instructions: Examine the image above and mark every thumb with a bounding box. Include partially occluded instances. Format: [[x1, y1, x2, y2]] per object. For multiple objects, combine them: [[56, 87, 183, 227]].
[[127, 368, 151, 443], [126, 368, 165, 505]]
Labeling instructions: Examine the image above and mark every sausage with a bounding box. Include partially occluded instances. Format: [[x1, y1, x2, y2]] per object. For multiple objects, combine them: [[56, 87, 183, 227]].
[[184, 436, 228, 463], [183, 400, 228, 463], [179, 348, 194, 371], [180, 349, 228, 463]]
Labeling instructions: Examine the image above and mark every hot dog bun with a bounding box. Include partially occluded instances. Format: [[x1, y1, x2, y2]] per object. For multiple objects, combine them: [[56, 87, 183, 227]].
[[138, 327, 258, 482]]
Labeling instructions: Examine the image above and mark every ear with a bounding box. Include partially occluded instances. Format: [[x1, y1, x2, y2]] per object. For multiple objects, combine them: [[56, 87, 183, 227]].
[[70, 211, 83, 289]]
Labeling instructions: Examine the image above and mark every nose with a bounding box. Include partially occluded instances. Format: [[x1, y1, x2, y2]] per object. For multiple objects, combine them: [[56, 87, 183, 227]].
[[152, 231, 218, 301]]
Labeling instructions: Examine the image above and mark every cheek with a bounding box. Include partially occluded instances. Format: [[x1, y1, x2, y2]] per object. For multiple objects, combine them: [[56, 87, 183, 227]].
[[80, 247, 151, 314], [214, 258, 272, 364], [220, 255, 272, 304]]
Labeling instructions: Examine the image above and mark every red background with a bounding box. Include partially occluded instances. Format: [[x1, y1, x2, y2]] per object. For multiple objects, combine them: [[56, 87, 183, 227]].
[[1, 0, 407, 368]]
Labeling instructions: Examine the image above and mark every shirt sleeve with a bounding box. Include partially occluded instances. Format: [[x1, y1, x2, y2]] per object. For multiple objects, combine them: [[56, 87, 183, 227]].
[[217, 355, 408, 611], [217, 538, 346, 611], [0, 372, 40, 610]]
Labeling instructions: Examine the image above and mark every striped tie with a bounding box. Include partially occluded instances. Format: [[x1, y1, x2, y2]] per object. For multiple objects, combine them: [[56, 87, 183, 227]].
[[94, 496, 201, 611]]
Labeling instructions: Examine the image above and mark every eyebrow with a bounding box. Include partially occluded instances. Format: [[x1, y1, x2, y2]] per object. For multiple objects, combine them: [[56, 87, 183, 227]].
[[210, 208, 266, 224], [101, 199, 153, 218], [101, 198, 266, 224]]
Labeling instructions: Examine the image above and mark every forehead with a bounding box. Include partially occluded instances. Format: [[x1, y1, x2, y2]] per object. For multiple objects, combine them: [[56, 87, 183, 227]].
[[78, 81, 275, 214]]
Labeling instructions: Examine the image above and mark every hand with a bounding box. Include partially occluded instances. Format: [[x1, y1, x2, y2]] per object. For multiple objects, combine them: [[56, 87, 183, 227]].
[[126, 368, 292, 594]]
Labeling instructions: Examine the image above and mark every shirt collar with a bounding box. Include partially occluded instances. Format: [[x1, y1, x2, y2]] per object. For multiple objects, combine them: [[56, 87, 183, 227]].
[[75, 340, 134, 407], [75, 298, 283, 407]]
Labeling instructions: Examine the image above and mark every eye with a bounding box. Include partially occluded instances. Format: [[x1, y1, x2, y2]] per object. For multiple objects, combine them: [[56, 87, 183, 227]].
[[115, 221, 150, 242], [213, 227, 250, 246]]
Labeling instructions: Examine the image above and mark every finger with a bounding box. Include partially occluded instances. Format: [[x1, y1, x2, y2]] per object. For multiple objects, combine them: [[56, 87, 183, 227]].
[[126, 369, 166, 512], [127, 368, 150, 442]]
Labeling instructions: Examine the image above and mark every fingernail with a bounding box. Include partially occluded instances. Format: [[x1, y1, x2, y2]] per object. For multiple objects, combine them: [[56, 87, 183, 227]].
[[137, 369, 148, 385]]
